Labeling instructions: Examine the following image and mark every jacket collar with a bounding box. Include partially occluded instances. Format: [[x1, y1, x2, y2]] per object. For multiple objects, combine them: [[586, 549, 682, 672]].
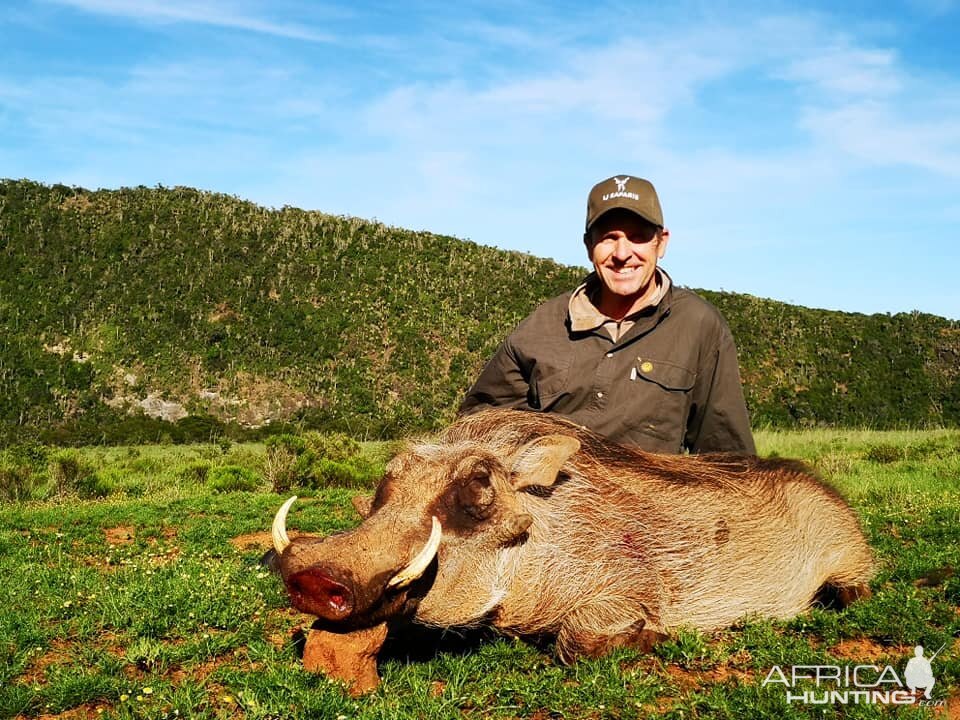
[[568, 268, 672, 334]]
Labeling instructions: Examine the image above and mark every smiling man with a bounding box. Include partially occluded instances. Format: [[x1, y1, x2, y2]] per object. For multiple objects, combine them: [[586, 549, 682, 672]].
[[460, 175, 756, 455]]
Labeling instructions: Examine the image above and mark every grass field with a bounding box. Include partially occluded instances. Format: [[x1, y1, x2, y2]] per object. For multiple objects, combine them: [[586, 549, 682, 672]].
[[1, 429, 958, 719]]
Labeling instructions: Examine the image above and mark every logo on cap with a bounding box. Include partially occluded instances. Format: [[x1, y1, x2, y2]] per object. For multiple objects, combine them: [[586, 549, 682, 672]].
[[602, 178, 640, 203]]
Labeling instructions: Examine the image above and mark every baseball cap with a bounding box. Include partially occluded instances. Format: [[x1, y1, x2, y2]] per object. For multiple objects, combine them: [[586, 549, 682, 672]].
[[585, 175, 663, 231]]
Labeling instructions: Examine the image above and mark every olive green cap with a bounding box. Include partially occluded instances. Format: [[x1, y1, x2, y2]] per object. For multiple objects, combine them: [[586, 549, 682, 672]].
[[585, 175, 663, 231]]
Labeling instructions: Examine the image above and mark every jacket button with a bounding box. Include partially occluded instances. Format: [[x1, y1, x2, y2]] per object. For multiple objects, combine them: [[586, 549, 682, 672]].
[[641, 361, 654, 373], [605, 353, 613, 358], [596, 392, 604, 399]]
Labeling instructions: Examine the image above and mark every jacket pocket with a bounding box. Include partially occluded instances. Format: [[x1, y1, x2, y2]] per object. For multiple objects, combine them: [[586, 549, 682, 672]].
[[634, 357, 696, 391], [627, 357, 697, 446], [527, 356, 571, 410]]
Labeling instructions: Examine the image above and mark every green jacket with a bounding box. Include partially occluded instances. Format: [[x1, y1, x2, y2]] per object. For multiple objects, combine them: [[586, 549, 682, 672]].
[[459, 274, 756, 455]]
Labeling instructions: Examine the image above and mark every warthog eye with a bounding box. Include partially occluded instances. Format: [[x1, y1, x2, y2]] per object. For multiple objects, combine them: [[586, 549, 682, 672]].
[[457, 469, 495, 520]]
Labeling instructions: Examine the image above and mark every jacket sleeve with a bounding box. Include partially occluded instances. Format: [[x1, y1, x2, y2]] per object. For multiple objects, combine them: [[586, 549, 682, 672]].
[[458, 338, 532, 416], [685, 323, 756, 455]]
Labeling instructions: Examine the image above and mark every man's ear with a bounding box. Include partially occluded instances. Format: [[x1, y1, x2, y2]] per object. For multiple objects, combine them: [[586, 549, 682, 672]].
[[351, 494, 373, 519], [510, 435, 581, 490], [657, 227, 670, 259]]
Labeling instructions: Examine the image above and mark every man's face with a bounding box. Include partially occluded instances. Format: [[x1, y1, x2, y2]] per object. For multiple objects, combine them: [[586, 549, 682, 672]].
[[587, 209, 669, 305]]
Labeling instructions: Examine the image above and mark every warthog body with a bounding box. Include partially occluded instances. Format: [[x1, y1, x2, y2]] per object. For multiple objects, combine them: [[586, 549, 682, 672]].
[[273, 409, 873, 662]]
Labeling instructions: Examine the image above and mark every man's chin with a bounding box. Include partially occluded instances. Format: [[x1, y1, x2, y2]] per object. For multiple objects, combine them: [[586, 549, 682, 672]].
[[602, 276, 648, 298]]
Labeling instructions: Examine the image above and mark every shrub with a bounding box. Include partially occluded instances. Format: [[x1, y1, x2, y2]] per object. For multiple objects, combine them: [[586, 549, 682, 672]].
[[0, 460, 36, 502], [76, 470, 114, 499], [179, 460, 211, 485], [8, 441, 49, 470], [175, 414, 227, 443], [264, 434, 313, 493], [46, 449, 102, 497], [304, 431, 361, 464], [265, 431, 380, 490], [311, 455, 380, 490], [48, 450, 86, 495], [208, 465, 260, 493], [866, 444, 904, 464], [265, 443, 300, 494]]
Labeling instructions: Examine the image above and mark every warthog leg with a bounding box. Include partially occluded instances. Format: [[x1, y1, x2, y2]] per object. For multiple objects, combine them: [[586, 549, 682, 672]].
[[814, 582, 872, 610], [556, 616, 668, 663]]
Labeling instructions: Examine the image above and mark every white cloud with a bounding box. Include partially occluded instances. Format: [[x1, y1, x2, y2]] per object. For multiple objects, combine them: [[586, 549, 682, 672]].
[[800, 100, 960, 176], [779, 47, 902, 96], [44, 0, 336, 42]]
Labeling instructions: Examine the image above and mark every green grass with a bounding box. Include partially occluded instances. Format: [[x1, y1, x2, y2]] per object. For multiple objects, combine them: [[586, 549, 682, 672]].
[[1, 430, 958, 719]]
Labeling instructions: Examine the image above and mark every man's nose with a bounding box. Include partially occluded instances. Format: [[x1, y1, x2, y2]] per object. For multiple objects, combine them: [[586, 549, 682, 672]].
[[612, 235, 633, 260]]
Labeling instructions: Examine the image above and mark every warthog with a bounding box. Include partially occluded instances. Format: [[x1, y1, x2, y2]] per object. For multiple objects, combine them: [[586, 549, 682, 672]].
[[272, 409, 873, 663]]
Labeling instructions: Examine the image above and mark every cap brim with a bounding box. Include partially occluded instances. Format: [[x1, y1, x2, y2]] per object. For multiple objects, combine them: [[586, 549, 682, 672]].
[[586, 206, 662, 231]]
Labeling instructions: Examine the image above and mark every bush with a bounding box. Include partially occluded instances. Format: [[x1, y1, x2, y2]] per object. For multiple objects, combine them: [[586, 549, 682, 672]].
[[48, 450, 87, 495], [175, 414, 227, 443], [264, 434, 313, 493], [303, 431, 361, 464], [45, 449, 107, 497], [8, 441, 49, 470], [311, 455, 381, 489], [866, 444, 904, 464], [179, 460, 211, 485], [208, 465, 260, 493], [312, 458, 363, 488], [0, 461, 37, 502], [76, 470, 114, 499], [265, 444, 300, 494], [264, 431, 380, 490]]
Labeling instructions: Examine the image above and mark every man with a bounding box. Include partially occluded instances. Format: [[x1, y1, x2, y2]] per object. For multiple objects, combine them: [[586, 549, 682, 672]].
[[459, 174, 755, 455]]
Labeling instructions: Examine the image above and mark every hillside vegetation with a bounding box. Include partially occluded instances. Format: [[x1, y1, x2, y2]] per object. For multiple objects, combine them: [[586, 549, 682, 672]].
[[1, 179, 958, 444]]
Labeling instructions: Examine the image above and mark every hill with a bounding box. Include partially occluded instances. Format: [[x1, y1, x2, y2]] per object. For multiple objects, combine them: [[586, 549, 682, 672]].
[[1, 179, 958, 444]]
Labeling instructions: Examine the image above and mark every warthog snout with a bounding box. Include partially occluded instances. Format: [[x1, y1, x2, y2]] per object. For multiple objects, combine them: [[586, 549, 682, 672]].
[[286, 566, 355, 620], [272, 496, 444, 626]]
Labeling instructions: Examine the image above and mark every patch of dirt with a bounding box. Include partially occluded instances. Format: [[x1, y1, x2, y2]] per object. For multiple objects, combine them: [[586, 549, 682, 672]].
[[104, 526, 135, 546], [664, 663, 753, 690], [15, 703, 112, 720], [229, 530, 304, 551], [18, 639, 75, 685], [828, 638, 910, 662], [143, 540, 181, 565]]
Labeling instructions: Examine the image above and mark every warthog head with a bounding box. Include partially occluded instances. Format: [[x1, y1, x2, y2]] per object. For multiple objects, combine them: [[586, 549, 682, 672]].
[[271, 433, 581, 630]]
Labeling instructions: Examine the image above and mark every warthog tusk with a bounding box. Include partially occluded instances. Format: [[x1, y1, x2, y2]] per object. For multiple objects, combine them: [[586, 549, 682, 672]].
[[272, 496, 298, 554], [387, 516, 442, 590]]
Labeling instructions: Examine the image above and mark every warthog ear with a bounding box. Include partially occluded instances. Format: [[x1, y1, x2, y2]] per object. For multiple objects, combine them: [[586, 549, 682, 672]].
[[351, 494, 373, 519], [510, 435, 581, 490]]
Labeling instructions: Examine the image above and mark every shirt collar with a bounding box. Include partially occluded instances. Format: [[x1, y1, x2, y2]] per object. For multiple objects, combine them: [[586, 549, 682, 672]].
[[568, 268, 671, 333]]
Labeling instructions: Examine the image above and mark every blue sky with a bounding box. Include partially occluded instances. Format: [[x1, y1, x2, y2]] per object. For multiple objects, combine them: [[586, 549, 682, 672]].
[[2, 0, 959, 319]]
